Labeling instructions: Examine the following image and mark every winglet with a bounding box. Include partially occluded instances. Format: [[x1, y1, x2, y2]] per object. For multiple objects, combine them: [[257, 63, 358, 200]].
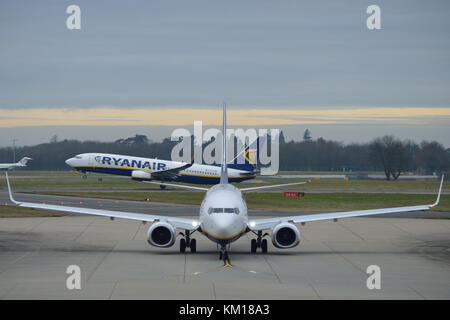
[[429, 175, 445, 208], [5, 172, 20, 205]]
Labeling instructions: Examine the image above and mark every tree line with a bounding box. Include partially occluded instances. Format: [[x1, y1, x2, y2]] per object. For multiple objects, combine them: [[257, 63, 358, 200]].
[[0, 133, 448, 180], [279, 135, 448, 179]]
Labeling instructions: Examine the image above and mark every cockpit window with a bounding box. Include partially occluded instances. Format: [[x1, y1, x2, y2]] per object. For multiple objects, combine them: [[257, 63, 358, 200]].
[[208, 207, 223, 214], [75, 156, 82, 159], [208, 207, 239, 215]]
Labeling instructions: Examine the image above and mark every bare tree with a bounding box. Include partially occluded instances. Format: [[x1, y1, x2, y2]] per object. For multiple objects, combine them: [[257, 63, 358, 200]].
[[416, 141, 449, 174], [369, 136, 412, 180]]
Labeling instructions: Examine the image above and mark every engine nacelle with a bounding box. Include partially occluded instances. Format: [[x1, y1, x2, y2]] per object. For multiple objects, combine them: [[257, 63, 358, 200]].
[[132, 170, 152, 181], [271, 223, 301, 249], [147, 222, 176, 248]]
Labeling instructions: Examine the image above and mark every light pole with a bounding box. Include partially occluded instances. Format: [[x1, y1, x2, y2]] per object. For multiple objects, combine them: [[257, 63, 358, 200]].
[[12, 138, 17, 167]]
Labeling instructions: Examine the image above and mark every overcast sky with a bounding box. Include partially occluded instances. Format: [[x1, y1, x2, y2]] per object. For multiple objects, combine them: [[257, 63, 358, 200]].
[[1, 0, 449, 147]]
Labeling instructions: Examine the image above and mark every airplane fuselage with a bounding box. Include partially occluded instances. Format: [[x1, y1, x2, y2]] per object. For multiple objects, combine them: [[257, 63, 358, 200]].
[[66, 153, 255, 184], [0, 157, 32, 170]]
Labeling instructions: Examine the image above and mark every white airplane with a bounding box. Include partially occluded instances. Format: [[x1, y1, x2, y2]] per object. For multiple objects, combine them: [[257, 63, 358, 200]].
[[65, 137, 261, 189], [5, 105, 444, 264], [0, 157, 32, 170]]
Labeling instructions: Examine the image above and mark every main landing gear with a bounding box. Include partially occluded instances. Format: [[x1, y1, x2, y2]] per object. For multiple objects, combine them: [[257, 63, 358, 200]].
[[159, 185, 166, 190], [251, 231, 269, 253], [179, 230, 196, 253]]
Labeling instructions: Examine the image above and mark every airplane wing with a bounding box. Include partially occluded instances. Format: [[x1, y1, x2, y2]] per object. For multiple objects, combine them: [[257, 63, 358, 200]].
[[239, 181, 308, 192], [5, 172, 199, 230], [143, 180, 209, 191], [150, 161, 194, 180], [247, 176, 445, 231]]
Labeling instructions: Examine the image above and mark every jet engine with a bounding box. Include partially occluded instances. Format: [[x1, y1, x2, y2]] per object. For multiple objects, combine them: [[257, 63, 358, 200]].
[[271, 223, 301, 248], [132, 170, 152, 181], [147, 222, 176, 247]]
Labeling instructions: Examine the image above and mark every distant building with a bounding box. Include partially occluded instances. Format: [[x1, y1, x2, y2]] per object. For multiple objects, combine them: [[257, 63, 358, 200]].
[[115, 134, 149, 144], [340, 165, 354, 172]]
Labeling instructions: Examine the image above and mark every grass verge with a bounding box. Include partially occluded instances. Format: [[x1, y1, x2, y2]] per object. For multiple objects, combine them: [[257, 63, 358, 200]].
[[0, 205, 67, 218]]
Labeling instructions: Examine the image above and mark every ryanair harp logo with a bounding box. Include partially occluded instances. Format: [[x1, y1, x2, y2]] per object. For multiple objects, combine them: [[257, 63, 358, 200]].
[[244, 148, 257, 166]]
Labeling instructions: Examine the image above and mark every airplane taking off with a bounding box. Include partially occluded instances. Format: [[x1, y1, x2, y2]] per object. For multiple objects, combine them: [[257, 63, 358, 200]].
[[5, 105, 444, 264], [65, 137, 261, 188], [0, 157, 32, 170]]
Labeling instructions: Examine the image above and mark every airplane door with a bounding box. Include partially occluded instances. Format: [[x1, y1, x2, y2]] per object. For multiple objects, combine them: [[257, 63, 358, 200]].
[[88, 154, 94, 167]]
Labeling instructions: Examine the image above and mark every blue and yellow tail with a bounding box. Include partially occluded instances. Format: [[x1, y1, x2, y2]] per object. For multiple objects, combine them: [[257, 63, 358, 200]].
[[227, 136, 263, 172]]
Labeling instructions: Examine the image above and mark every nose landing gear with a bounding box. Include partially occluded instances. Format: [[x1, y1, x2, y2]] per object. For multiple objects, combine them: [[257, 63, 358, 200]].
[[219, 244, 231, 266]]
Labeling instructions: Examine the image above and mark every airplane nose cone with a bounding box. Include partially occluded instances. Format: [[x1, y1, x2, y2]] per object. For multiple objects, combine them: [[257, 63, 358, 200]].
[[213, 215, 236, 238], [65, 158, 75, 166]]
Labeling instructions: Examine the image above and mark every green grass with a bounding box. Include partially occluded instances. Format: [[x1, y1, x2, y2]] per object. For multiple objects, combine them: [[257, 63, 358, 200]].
[[260, 177, 448, 191], [32, 191, 450, 213], [0, 205, 67, 218], [276, 171, 383, 175], [419, 216, 450, 220], [243, 193, 449, 212], [2, 171, 152, 189]]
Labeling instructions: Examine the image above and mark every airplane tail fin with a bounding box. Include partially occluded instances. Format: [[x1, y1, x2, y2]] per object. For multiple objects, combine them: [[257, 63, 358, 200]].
[[220, 103, 228, 185], [18, 157, 32, 166], [228, 136, 264, 172]]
